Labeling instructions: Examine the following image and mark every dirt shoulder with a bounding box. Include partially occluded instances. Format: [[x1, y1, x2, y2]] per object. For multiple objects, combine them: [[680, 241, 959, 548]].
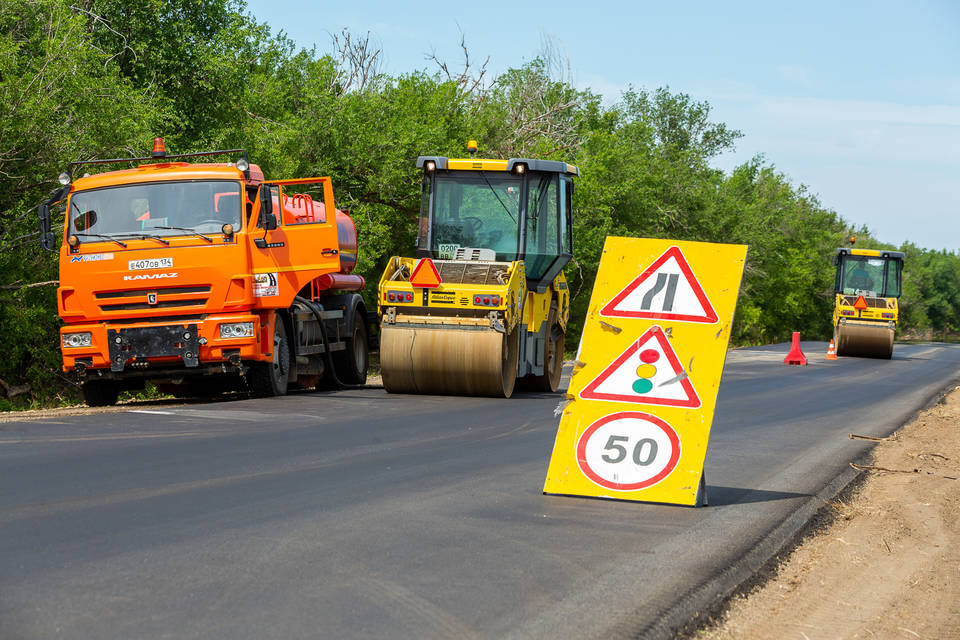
[[696, 386, 960, 640]]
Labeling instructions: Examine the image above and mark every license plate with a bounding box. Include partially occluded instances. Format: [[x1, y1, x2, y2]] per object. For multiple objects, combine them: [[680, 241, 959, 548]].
[[128, 257, 173, 271]]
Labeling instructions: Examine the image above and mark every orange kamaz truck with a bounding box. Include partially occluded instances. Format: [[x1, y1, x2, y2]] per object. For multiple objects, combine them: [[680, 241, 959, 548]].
[[38, 139, 372, 406]]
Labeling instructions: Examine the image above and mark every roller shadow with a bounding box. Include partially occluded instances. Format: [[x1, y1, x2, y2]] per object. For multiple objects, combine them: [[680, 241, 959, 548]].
[[706, 485, 811, 506]]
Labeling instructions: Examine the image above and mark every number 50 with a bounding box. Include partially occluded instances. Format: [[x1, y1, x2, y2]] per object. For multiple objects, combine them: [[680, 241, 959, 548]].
[[601, 435, 658, 466]]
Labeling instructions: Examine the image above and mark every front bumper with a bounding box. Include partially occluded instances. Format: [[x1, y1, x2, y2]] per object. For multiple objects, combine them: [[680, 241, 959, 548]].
[[60, 314, 265, 374]]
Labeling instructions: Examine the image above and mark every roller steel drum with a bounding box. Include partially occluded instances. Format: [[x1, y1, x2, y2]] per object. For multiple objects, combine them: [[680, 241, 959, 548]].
[[381, 325, 519, 397], [835, 322, 894, 359]]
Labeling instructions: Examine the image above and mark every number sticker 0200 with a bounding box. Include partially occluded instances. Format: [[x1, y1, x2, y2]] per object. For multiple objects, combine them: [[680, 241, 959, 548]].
[[576, 412, 681, 491]]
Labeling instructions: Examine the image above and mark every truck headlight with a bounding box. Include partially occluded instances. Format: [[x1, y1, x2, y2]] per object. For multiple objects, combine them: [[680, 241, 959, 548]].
[[219, 322, 255, 338], [62, 332, 92, 348]]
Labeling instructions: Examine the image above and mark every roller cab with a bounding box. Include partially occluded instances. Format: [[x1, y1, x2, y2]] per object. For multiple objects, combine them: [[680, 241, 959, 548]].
[[378, 145, 577, 397], [832, 247, 904, 359]]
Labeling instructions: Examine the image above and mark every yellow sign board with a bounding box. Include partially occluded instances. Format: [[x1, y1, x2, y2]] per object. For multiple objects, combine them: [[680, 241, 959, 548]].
[[543, 237, 747, 506]]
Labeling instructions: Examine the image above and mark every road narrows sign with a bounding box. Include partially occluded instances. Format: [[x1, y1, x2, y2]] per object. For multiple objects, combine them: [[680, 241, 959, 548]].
[[579, 325, 700, 408], [544, 237, 747, 507], [600, 246, 719, 323]]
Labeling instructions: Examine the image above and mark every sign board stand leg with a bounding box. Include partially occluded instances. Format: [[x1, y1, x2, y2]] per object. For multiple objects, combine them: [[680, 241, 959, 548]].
[[695, 474, 708, 507]]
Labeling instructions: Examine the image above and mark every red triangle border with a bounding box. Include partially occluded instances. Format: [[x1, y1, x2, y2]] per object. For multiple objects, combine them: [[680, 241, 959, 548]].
[[599, 246, 718, 324], [579, 325, 701, 408]]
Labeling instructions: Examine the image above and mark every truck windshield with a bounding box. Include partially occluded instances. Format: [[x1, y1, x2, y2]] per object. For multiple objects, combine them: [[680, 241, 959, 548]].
[[840, 256, 901, 298], [429, 172, 522, 261], [68, 180, 243, 239]]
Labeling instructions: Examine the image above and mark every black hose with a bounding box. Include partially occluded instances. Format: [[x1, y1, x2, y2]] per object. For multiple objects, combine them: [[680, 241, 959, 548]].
[[294, 295, 366, 391]]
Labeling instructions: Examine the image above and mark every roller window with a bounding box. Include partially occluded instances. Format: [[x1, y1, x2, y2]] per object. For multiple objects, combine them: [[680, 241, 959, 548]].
[[428, 171, 523, 262], [884, 259, 902, 298], [524, 173, 560, 281]]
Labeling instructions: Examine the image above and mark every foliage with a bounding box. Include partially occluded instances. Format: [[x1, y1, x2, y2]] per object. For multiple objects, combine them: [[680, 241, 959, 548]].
[[0, 0, 161, 406], [1, 0, 958, 407]]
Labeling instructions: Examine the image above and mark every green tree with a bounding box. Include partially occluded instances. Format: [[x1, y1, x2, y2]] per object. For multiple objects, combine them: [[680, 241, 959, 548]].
[[0, 0, 160, 404]]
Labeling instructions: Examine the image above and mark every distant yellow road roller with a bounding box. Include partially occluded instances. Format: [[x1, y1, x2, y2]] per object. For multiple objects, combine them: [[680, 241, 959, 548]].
[[832, 244, 904, 358], [377, 142, 577, 397]]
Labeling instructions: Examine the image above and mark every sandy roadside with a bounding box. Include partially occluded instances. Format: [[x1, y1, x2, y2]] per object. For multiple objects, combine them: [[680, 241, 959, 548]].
[[695, 386, 960, 640]]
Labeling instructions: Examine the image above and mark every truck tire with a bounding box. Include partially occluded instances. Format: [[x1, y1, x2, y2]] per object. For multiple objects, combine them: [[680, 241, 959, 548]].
[[333, 312, 368, 385], [81, 379, 120, 407], [248, 317, 290, 397], [525, 302, 565, 392]]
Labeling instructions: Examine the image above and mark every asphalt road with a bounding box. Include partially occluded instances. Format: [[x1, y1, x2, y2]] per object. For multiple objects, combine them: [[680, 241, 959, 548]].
[[2, 342, 959, 639]]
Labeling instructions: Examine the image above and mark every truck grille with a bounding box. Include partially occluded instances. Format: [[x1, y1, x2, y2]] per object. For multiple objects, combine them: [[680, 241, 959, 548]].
[[436, 261, 511, 285], [95, 285, 211, 313]]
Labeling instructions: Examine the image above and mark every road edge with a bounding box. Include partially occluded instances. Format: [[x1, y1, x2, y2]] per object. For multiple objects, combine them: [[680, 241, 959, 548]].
[[634, 372, 960, 640]]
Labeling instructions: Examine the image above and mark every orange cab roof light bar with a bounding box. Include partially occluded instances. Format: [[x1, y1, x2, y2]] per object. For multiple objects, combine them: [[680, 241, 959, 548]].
[[62, 147, 251, 181]]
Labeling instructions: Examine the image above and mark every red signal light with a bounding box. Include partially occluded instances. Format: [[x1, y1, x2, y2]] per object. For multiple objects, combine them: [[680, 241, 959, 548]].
[[405, 293, 413, 302], [152, 137, 166, 158], [388, 293, 395, 302], [483, 296, 490, 304]]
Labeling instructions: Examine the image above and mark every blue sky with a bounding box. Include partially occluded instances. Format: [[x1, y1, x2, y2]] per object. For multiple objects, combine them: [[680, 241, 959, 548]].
[[244, 0, 960, 251]]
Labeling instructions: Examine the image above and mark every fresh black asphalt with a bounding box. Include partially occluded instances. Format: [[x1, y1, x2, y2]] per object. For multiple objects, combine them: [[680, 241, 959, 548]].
[[1, 342, 958, 639]]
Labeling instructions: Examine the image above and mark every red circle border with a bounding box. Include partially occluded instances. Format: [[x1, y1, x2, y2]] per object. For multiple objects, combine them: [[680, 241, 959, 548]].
[[575, 411, 682, 491]]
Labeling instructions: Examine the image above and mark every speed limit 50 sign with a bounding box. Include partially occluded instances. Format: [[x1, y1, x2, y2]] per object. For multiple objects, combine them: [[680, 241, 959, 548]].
[[544, 237, 747, 506], [577, 412, 681, 491]]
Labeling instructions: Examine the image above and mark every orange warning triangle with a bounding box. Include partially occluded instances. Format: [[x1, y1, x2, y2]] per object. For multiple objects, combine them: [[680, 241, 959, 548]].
[[580, 325, 701, 408], [410, 258, 442, 288], [853, 295, 868, 310], [599, 246, 718, 323]]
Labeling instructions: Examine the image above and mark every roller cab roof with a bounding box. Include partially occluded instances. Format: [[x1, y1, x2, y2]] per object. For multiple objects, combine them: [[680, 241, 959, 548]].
[[835, 247, 905, 259], [416, 156, 579, 176]]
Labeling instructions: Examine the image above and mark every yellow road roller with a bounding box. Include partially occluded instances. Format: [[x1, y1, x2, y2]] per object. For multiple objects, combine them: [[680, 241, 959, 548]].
[[377, 143, 577, 397], [832, 245, 904, 358]]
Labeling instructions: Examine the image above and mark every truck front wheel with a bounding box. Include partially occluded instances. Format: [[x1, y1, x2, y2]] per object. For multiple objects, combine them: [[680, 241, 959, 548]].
[[248, 318, 290, 397], [81, 379, 120, 407]]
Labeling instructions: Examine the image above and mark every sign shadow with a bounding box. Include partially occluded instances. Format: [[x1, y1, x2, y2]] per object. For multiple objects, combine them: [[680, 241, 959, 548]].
[[706, 485, 811, 506]]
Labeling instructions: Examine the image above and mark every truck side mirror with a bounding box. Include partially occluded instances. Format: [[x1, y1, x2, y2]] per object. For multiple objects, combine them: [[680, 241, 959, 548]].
[[260, 185, 277, 231], [38, 184, 70, 252], [38, 204, 57, 251]]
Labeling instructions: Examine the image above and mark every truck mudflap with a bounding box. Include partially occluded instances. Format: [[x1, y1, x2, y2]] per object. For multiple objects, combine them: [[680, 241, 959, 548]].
[[107, 324, 200, 372]]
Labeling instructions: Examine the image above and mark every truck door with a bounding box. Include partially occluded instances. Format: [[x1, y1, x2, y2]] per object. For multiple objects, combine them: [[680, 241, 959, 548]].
[[249, 179, 341, 308]]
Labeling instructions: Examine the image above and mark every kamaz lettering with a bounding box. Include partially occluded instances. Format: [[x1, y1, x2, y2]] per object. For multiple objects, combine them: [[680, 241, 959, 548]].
[[122, 272, 178, 281]]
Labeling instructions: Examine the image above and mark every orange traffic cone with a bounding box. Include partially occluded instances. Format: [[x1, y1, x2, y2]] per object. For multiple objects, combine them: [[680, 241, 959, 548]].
[[826, 339, 837, 360]]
